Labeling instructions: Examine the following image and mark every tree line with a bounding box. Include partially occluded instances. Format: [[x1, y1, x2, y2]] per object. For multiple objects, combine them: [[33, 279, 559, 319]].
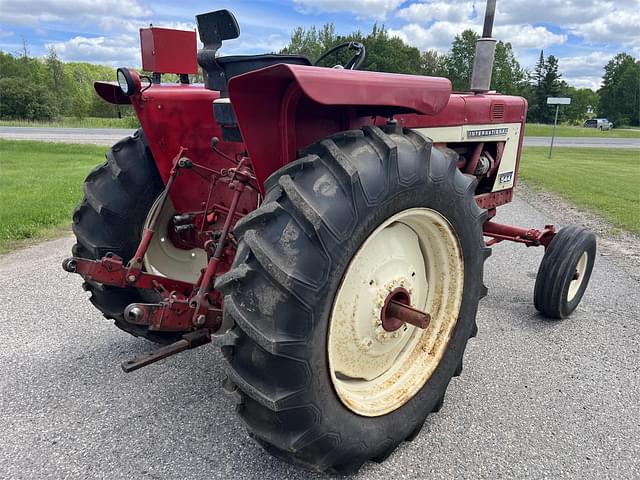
[[281, 24, 639, 126], [0, 48, 129, 120], [0, 27, 638, 126]]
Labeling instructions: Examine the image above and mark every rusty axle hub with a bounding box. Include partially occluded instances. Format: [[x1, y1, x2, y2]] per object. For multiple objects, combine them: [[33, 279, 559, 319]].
[[386, 300, 431, 330], [381, 289, 431, 331]]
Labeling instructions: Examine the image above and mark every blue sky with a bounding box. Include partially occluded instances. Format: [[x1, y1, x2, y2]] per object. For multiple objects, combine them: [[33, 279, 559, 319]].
[[1, 0, 638, 89]]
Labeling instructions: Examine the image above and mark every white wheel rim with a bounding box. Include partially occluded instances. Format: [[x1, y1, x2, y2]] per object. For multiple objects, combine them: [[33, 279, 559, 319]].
[[327, 208, 465, 417], [143, 196, 207, 283], [567, 251, 588, 302]]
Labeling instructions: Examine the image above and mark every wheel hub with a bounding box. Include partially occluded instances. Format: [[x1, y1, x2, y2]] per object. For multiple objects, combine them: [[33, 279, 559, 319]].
[[381, 288, 431, 332], [327, 208, 465, 417]]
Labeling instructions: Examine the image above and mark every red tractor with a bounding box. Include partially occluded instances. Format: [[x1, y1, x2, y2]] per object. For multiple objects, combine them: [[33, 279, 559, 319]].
[[63, 1, 596, 474]]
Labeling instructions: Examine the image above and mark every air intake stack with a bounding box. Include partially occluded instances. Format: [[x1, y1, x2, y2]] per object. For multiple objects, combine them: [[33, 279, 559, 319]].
[[470, 0, 497, 93]]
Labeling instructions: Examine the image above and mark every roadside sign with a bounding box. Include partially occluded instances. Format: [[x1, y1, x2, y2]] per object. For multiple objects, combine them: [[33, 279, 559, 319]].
[[547, 97, 571, 158], [547, 97, 571, 105]]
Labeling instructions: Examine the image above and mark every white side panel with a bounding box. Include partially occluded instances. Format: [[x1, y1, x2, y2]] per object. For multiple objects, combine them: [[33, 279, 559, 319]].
[[411, 122, 521, 191]]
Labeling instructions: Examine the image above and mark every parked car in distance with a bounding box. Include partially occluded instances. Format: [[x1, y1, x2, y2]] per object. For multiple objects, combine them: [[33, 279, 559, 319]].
[[584, 118, 614, 130]]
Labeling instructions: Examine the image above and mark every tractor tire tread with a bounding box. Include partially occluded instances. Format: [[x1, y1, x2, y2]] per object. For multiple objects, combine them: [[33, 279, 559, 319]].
[[218, 125, 489, 473], [71, 129, 179, 344]]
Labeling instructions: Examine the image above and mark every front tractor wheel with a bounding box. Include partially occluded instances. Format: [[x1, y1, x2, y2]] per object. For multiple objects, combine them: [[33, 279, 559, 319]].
[[217, 126, 490, 474], [534, 226, 596, 319]]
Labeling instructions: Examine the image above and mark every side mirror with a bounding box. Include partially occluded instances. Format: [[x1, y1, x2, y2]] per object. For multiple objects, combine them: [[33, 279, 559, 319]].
[[196, 9, 240, 91]]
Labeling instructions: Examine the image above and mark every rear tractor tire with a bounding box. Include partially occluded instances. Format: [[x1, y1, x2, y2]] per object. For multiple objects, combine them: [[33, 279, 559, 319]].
[[534, 226, 596, 319], [71, 130, 194, 343], [216, 126, 491, 474]]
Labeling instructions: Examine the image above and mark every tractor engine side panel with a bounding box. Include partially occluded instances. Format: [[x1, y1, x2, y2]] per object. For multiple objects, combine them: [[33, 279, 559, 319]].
[[394, 94, 527, 192]]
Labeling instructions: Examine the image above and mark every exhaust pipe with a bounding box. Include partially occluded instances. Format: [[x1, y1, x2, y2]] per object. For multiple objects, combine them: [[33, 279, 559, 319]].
[[470, 0, 497, 93]]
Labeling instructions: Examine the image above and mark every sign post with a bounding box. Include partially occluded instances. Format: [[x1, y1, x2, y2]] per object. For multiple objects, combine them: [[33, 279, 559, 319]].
[[547, 97, 571, 158]]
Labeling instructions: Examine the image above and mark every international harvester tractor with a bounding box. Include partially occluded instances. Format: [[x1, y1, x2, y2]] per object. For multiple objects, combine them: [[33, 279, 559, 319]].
[[63, 1, 596, 473]]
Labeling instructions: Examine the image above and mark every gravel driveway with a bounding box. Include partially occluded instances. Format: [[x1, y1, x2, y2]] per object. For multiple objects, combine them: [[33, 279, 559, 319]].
[[1, 195, 638, 479]]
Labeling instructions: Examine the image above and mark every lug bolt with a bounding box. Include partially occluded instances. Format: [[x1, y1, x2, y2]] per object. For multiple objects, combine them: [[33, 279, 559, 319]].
[[194, 314, 206, 327], [127, 274, 137, 283]]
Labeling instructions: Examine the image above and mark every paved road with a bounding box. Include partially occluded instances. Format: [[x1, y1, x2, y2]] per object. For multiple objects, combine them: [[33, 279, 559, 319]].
[[0, 127, 134, 145], [525, 136, 640, 149], [1, 197, 638, 480], [1, 126, 639, 149]]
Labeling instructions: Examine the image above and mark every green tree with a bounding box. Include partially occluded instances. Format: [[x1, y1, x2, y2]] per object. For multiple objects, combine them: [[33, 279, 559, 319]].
[[280, 24, 336, 61], [420, 50, 448, 77], [527, 51, 565, 123], [443, 30, 526, 94], [280, 23, 423, 75], [0, 78, 58, 119], [446, 30, 479, 91], [599, 53, 640, 126], [492, 41, 526, 95], [0, 50, 130, 120], [562, 86, 599, 124]]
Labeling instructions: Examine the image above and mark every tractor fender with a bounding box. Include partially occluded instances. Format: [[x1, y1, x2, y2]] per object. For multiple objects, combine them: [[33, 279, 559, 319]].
[[228, 64, 452, 189], [94, 81, 132, 105]]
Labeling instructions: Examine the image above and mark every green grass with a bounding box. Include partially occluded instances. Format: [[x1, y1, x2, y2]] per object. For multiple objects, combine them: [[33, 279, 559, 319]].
[[0, 140, 638, 254], [0, 140, 105, 253], [520, 147, 640, 234], [525, 123, 640, 138], [0, 116, 139, 129]]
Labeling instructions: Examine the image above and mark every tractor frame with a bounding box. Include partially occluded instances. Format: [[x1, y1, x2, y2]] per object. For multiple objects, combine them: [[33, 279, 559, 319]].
[[65, 8, 556, 367]]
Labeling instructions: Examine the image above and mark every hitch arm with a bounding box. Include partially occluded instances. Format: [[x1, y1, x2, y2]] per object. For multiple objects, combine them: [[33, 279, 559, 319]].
[[121, 329, 211, 373], [483, 221, 556, 248], [62, 254, 194, 297]]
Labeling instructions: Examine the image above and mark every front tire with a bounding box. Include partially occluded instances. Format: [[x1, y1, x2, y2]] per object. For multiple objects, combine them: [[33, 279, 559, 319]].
[[216, 126, 490, 473], [534, 226, 596, 319]]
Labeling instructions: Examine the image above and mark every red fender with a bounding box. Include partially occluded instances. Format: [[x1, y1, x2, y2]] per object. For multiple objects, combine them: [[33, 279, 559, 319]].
[[228, 64, 452, 189]]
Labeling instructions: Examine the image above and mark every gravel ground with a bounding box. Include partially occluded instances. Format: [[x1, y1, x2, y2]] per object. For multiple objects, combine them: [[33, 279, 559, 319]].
[[516, 182, 640, 283], [1, 195, 639, 479]]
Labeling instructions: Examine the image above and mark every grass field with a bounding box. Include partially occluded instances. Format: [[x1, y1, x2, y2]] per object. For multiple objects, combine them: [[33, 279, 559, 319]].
[[0, 116, 139, 129], [0, 140, 104, 253], [0, 140, 638, 254], [519, 147, 640, 234], [525, 123, 640, 138]]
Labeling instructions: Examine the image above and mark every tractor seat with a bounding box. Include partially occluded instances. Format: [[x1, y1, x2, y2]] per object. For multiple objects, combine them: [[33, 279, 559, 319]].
[[216, 54, 311, 82]]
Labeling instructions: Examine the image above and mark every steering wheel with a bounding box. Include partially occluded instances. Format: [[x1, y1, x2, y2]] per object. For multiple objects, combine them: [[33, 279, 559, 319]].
[[314, 42, 366, 70]]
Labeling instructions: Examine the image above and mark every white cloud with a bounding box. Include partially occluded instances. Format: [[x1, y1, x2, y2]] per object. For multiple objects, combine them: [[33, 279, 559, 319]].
[[0, 0, 151, 29], [569, 10, 640, 49], [496, 0, 640, 51], [45, 34, 140, 67], [493, 25, 567, 49], [557, 51, 612, 90], [389, 21, 565, 53], [293, 0, 404, 19], [397, 1, 475, 23], [389, 21, 477, 52], [497, 0, 603, 25]]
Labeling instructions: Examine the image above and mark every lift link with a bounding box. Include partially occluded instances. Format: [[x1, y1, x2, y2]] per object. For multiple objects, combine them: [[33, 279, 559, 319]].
[[189, 161, 254, 327], [126, 148, 191, 281]]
